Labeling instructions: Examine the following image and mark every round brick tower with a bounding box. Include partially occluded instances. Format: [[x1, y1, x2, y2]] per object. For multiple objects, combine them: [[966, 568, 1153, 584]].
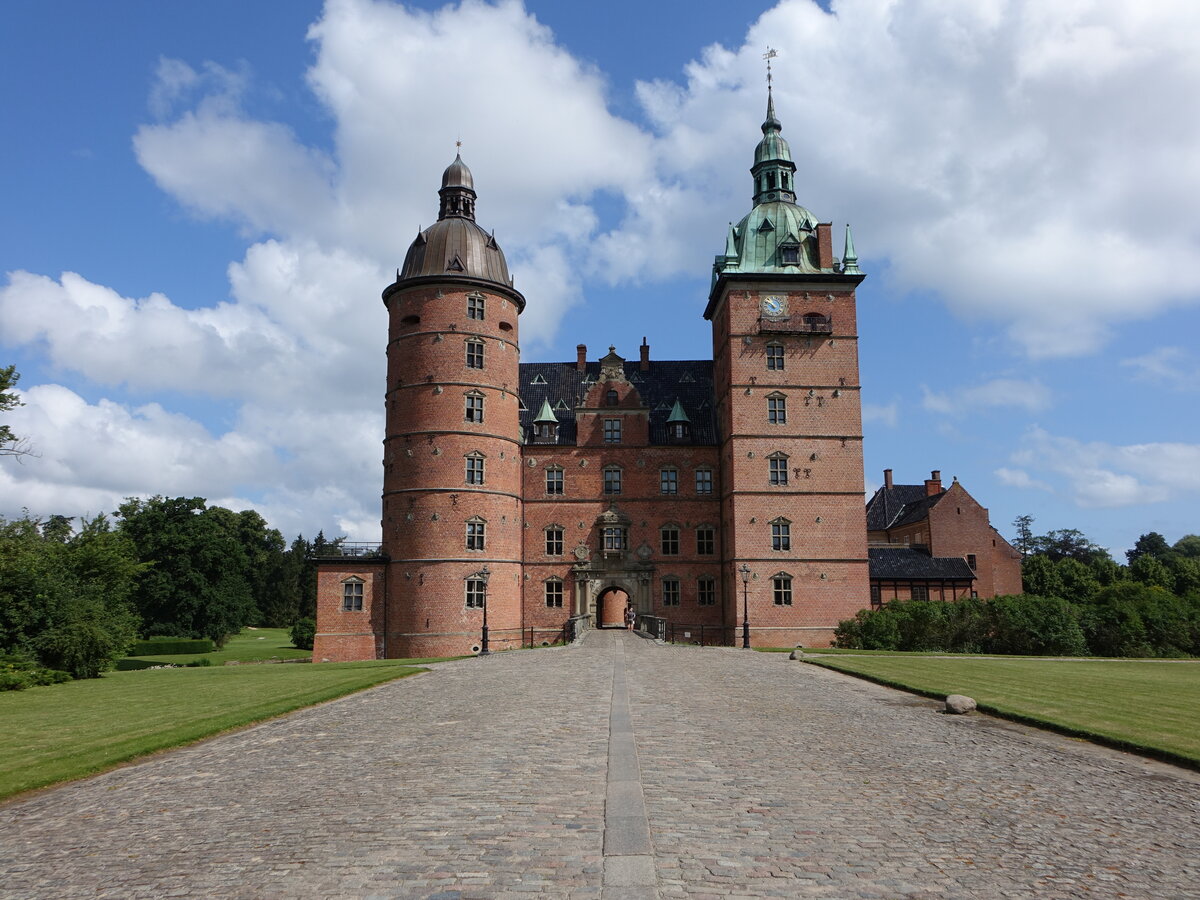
[[381, 154, 526, 657]]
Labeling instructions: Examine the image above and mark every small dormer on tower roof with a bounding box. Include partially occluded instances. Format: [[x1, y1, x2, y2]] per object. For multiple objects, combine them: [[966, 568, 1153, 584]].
[[533, 399, 558, 424]]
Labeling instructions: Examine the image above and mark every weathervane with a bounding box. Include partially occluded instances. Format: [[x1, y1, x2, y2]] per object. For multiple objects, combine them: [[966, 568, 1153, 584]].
[[455, 138, 462, 151], [763, 47, 777, 88]]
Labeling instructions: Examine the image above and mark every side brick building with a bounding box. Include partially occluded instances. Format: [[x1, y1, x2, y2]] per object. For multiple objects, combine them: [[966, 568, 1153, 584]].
[[313, 91, 1012, 659]]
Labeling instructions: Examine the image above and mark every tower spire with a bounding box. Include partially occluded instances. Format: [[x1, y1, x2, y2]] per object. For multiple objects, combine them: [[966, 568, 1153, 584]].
[[842, 223, 862, 275]]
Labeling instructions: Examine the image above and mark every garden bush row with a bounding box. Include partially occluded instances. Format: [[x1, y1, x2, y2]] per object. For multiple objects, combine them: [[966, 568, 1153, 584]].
[[835, 583, 1200, 657]]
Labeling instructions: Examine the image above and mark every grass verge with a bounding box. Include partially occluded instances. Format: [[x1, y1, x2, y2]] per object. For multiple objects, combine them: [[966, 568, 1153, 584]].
[[805, 655, 1200, 768], [0, 659, 435, 802]]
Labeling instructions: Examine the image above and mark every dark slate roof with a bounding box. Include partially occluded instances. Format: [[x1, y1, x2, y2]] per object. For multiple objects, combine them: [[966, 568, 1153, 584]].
[[868, 547, 975, 581], [865, 485, 943, 531], [518, 360, 718, 446]]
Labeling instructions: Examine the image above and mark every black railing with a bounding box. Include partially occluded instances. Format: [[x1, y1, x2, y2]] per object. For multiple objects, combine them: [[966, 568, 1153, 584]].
[[665, 622, 728, 647], [759, 314, 833, 334], [316, 542, 385, 558], [637, 615, 667, 641]]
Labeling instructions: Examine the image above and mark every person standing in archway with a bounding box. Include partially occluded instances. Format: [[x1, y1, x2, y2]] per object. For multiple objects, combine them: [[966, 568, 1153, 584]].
[[625, 604, 635, 631]]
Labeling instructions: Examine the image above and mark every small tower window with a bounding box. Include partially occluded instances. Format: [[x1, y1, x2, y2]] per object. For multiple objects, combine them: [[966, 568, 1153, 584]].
[[466, 518, 486, 551], [779, 244, 800, 264], [466, 340, 484, 369], [773, 574, 793, 606], [467, 294, 485, 320], [768, 453, 789, 485], [465, 452, 485, 485], [767, 393, 787, 425], [771, 518, 791, 551], [766, 343, 784, 371], [464, 391, 484, 423], [342, 578, 364, 611], [606, 389, 619, 406]]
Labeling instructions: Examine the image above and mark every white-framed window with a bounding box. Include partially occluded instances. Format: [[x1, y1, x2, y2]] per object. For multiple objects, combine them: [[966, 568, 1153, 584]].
[[545, 579, 564, 608], [545, 466, 564, 495], [660, 525, 680, 556], [467, 294, 485, 320], [604, 418, 622, 443], [603, 466, 622, 495], [662, 577, 681, 607], [771, 518, 791, 551], [660, 467, 678, 494], [342, 578, 364, 611], [695, 468, 713, 494], [466, 517, 486, 551], [698, 577, 716, 606], [603, 526, 627, 551], [464, 391, 484, 423], [696, 526, 715, 555], [766, 343, 784, 371], [466, 340, 484, 369], [773, 574, 793, 606], [768, 453, 789, 485], [465, 578, 486, 609], [767, 393, 787, 424], [545, 525, 564, 556], [465, 452, 485, 485]]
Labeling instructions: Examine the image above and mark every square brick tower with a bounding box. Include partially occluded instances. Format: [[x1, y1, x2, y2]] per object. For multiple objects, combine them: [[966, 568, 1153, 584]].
[[705, 87, 869, 647]]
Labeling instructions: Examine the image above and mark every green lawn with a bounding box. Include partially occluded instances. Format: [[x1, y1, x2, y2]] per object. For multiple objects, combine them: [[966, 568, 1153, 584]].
[[122, 627, 311, 666], [0, 659, 437, 801], [806, 655, 1200, 766]]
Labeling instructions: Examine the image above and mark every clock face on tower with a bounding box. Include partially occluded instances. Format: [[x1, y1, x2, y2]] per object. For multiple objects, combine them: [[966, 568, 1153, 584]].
[[761, 294, 786, 317]]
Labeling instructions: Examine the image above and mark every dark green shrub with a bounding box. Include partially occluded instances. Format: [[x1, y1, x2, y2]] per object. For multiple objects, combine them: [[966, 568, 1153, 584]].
[[290, 617, 316, 651], [130, 638, 215, 656], [983, 595, 1087, 656], [185, 657, 213, 667]]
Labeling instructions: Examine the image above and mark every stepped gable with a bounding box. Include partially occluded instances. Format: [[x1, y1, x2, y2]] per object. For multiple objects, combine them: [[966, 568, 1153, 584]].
[[518, 359, 717, 446], [868, 547, 975, 580]]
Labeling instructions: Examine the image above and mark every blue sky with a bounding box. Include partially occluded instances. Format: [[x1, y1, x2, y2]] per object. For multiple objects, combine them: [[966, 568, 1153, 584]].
[[3, 0, 1199, 556]]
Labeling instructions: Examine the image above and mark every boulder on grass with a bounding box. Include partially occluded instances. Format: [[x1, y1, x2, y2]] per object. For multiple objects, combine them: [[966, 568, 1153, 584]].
[[945, 694, 977, 714]]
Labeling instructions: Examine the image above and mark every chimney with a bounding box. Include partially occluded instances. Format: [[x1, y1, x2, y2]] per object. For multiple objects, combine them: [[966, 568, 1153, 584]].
[[925, 469, 943, 496], [640, 337, 650, 372], [883, 468, 893, 489], [576, 344, 587, 372]]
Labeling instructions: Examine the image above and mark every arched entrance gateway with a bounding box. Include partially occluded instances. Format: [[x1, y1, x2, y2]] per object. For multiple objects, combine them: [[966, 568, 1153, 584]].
[[597, 587, 630, 628]]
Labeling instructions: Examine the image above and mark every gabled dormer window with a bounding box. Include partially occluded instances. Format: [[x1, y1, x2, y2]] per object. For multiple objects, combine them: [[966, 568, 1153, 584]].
[[606, 389, 619, 406]]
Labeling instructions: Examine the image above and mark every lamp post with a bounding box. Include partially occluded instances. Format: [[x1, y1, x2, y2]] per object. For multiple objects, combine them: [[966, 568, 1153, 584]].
[[478, 566, 491, 655], [739, 564, 751, 649]]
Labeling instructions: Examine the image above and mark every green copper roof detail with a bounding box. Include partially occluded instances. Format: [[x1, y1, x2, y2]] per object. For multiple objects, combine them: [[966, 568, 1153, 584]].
[[666, 398, 691, 424], [533, 399, 558, 424], [841, 223, 862, 275]]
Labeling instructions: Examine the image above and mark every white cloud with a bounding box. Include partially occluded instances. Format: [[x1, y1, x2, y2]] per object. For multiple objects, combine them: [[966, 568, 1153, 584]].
[[1009, 426, 1200, 508], [862, 401, 898, 427], [922, 378, 1051, 415], [1121, 346, 1200, 390], [994, 467, 1051, 492]]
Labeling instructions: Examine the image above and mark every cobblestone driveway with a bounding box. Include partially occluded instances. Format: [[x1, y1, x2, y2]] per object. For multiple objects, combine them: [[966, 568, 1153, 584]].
[[2, 630, 1198, 899]]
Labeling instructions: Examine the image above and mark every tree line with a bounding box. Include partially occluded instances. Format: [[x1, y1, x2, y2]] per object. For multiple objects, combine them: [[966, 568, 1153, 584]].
[[1, 496, 340, 684], [837, 520, 1200, 657]]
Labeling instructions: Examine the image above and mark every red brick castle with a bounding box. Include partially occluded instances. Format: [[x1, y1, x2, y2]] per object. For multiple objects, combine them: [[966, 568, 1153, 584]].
[[313, 91, 1015, 660]]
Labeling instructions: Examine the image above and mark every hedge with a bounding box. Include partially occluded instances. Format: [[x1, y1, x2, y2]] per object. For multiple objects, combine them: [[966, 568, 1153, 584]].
[[130, 638, 214, 656]]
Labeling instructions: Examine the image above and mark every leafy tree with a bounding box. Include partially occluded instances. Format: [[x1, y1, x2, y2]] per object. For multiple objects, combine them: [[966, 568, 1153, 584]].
[[0, 365, 31, 458], [1088, 555, 1125, 587], [984, 594, 1086, 656], [1012, 515, 1036, 557], [1172, 535, 1200, 558], [1031, 529, 1112, 565], [1055, 558, 1102, 603], [1129, 553, 1174, 591], [1021, 554, 1065, 598], [0, 514, 142, 678], [117, 497, 255, 645], [1126, 531, 1171, 565]]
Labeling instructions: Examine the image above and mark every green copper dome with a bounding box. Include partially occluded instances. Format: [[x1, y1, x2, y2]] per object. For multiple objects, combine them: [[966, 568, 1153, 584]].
[[713, 89, 831, 277]]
